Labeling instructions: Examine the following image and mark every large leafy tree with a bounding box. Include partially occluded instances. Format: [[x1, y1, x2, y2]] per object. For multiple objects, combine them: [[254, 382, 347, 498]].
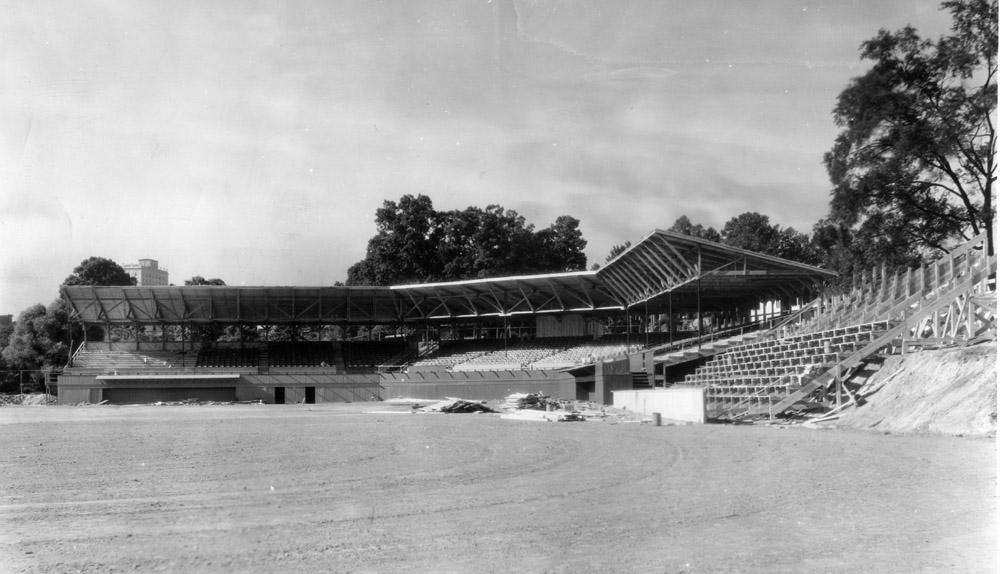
[[721, 212, 820, 264], [348, 194, 442, 285], [824, 0, 997, 263], [533, 215, 588, 273], [346, 195, 588, 285], [668, 215, 721, 242], [63, 256, 135, 286], [721, 212, 779, 253], [1, 302, 72, 391]]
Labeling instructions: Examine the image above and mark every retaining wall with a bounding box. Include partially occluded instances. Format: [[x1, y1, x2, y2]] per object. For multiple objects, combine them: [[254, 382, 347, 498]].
[[612, 386, 707, 423]]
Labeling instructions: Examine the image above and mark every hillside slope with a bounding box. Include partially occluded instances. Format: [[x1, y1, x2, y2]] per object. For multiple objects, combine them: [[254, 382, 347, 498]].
[[836, 342, 996, 437]]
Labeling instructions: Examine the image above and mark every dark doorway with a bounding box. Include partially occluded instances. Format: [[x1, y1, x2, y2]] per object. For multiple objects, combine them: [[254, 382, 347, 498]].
[[305, 386, 316, 404], [274, 387, 285, 404]]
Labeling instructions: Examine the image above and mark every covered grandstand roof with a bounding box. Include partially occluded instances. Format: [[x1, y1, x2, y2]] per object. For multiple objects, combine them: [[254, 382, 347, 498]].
[[62, 285, 400, 325], [598, 230, 837, 309], [62, 232, 837, 325], [391, 271, 621, 319]]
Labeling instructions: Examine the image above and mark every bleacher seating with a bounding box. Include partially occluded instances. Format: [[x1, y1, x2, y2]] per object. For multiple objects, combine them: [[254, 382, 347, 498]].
[[692, 232, 996, 419], [71, 348, 196, 372], [196, 348, 259, 368], [531, 337, 642, 369], [410, 340, 498, 369], [268, 342, 337, 368], [451, 337, 584, 371], [343, 340, 408, 369], [410, 335, 669, 371], [684, 321, 890, 410]]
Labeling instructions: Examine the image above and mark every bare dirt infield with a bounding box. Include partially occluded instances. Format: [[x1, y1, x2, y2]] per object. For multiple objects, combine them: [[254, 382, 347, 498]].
[[1, 404, 994, 574]]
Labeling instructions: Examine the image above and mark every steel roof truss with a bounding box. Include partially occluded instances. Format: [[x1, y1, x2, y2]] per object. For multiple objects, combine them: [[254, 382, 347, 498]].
[[647, 236, 693, 280], [602, 267, 640, 303], [516, 286, 536, 313], [91, 287, 110, 323], [633, 244, 675, 288]]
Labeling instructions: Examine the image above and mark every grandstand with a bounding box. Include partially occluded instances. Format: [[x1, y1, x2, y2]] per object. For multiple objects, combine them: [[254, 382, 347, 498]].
[[56, 229, 995, 416]]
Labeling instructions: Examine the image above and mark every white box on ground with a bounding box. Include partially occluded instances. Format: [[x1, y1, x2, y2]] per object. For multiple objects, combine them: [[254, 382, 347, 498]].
[[612, 386, 706, 424]]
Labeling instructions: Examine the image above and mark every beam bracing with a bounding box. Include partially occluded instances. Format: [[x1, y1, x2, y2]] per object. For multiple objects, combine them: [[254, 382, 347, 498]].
[[632, 247, 673, 290], [613, 262, 651, 302], [402, 291, 427, 320], [639, 241, 679, 284], [120, 288, 137, 322], [639, 241, 682, 283], [599, 269, 635, 303], [623, 251, 663, 291], [648, 235, 693, 280], [659, 236, 697, 276], [91, 287, 110, 323]]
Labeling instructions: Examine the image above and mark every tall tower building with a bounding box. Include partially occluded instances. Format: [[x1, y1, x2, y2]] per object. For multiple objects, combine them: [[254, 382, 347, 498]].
[[123, 259, 169, 286]]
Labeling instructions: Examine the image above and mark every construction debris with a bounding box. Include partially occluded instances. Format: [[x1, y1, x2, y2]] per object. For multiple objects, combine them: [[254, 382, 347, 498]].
[[499, 409, 585, 422], [501, 392, 546, 410], [415, 398, 496, 414], [498, 392, 590, 422], [0, 394, 58, 406]]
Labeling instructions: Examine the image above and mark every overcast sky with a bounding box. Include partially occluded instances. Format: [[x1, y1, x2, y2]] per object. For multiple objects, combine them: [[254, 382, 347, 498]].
[[0, 0, 953, 314]]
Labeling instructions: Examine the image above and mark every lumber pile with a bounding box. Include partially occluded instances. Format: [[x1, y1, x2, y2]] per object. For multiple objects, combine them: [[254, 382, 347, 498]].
[[418, 398, 496, 413], [501, 392, 550, 410]]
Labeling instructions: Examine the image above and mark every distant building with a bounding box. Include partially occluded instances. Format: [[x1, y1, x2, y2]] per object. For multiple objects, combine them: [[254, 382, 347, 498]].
[[0, 315, 12, 327], [123, 259, 169, 286]]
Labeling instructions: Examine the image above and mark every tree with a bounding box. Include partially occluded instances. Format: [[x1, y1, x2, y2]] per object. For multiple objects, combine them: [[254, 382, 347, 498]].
[[63, 257, 135, 287], [824, 0, 997, 263], [721, 212, 821, 264], [1, 302, 72, 392], [185, 276, 226, 286], [0, 320, 16, 392], [605, 241, 632, 263], [347, 194, 442, 285], [347, 195, 589, 284], [534, 215, 588, 273], [668, 215, 721, 242], [721, 212, 779, 253]]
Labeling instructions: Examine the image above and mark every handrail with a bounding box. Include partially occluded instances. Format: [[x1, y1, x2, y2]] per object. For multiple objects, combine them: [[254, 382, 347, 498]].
[[646, 319, 770, 358], [784, 231, 991, 338]]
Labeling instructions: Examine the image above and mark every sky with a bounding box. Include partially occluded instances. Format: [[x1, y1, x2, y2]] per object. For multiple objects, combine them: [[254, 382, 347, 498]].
[[0, 0, 954, 315]]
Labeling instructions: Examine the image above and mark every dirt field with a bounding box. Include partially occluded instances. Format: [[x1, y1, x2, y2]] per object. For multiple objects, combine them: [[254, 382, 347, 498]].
[[0, 404, 994, 574]]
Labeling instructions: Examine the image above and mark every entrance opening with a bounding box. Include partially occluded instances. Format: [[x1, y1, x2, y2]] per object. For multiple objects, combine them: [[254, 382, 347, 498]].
[[274, 386, 285, 404], [305, 386, 316, 404]]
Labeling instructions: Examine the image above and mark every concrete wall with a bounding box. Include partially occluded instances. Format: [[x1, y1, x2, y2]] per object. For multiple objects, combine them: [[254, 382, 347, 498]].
[[594, 358, 632, 405], [56, 372, 381, 404], [612, 386, 706, 423], [241, 373, 380, 403], [381, 369, 578, 401]]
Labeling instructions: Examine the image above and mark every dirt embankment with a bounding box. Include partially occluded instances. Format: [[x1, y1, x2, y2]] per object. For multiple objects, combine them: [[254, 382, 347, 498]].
[[837, 342, 996, 437]]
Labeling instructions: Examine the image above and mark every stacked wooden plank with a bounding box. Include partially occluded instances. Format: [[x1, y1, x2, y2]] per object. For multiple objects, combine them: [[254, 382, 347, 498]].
[[501, 392, 547, 410]]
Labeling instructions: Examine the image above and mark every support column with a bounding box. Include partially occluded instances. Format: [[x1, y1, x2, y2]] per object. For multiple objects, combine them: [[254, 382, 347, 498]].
[[668, 291, 673, 346], [696, 278, 702, 349]]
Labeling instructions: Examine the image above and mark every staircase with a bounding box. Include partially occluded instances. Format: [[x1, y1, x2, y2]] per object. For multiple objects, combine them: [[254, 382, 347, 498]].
[[258, 349, 270, 374]]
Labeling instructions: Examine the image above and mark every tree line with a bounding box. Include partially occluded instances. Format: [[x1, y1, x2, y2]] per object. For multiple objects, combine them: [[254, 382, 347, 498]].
[[346, 194, 587, 285]]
